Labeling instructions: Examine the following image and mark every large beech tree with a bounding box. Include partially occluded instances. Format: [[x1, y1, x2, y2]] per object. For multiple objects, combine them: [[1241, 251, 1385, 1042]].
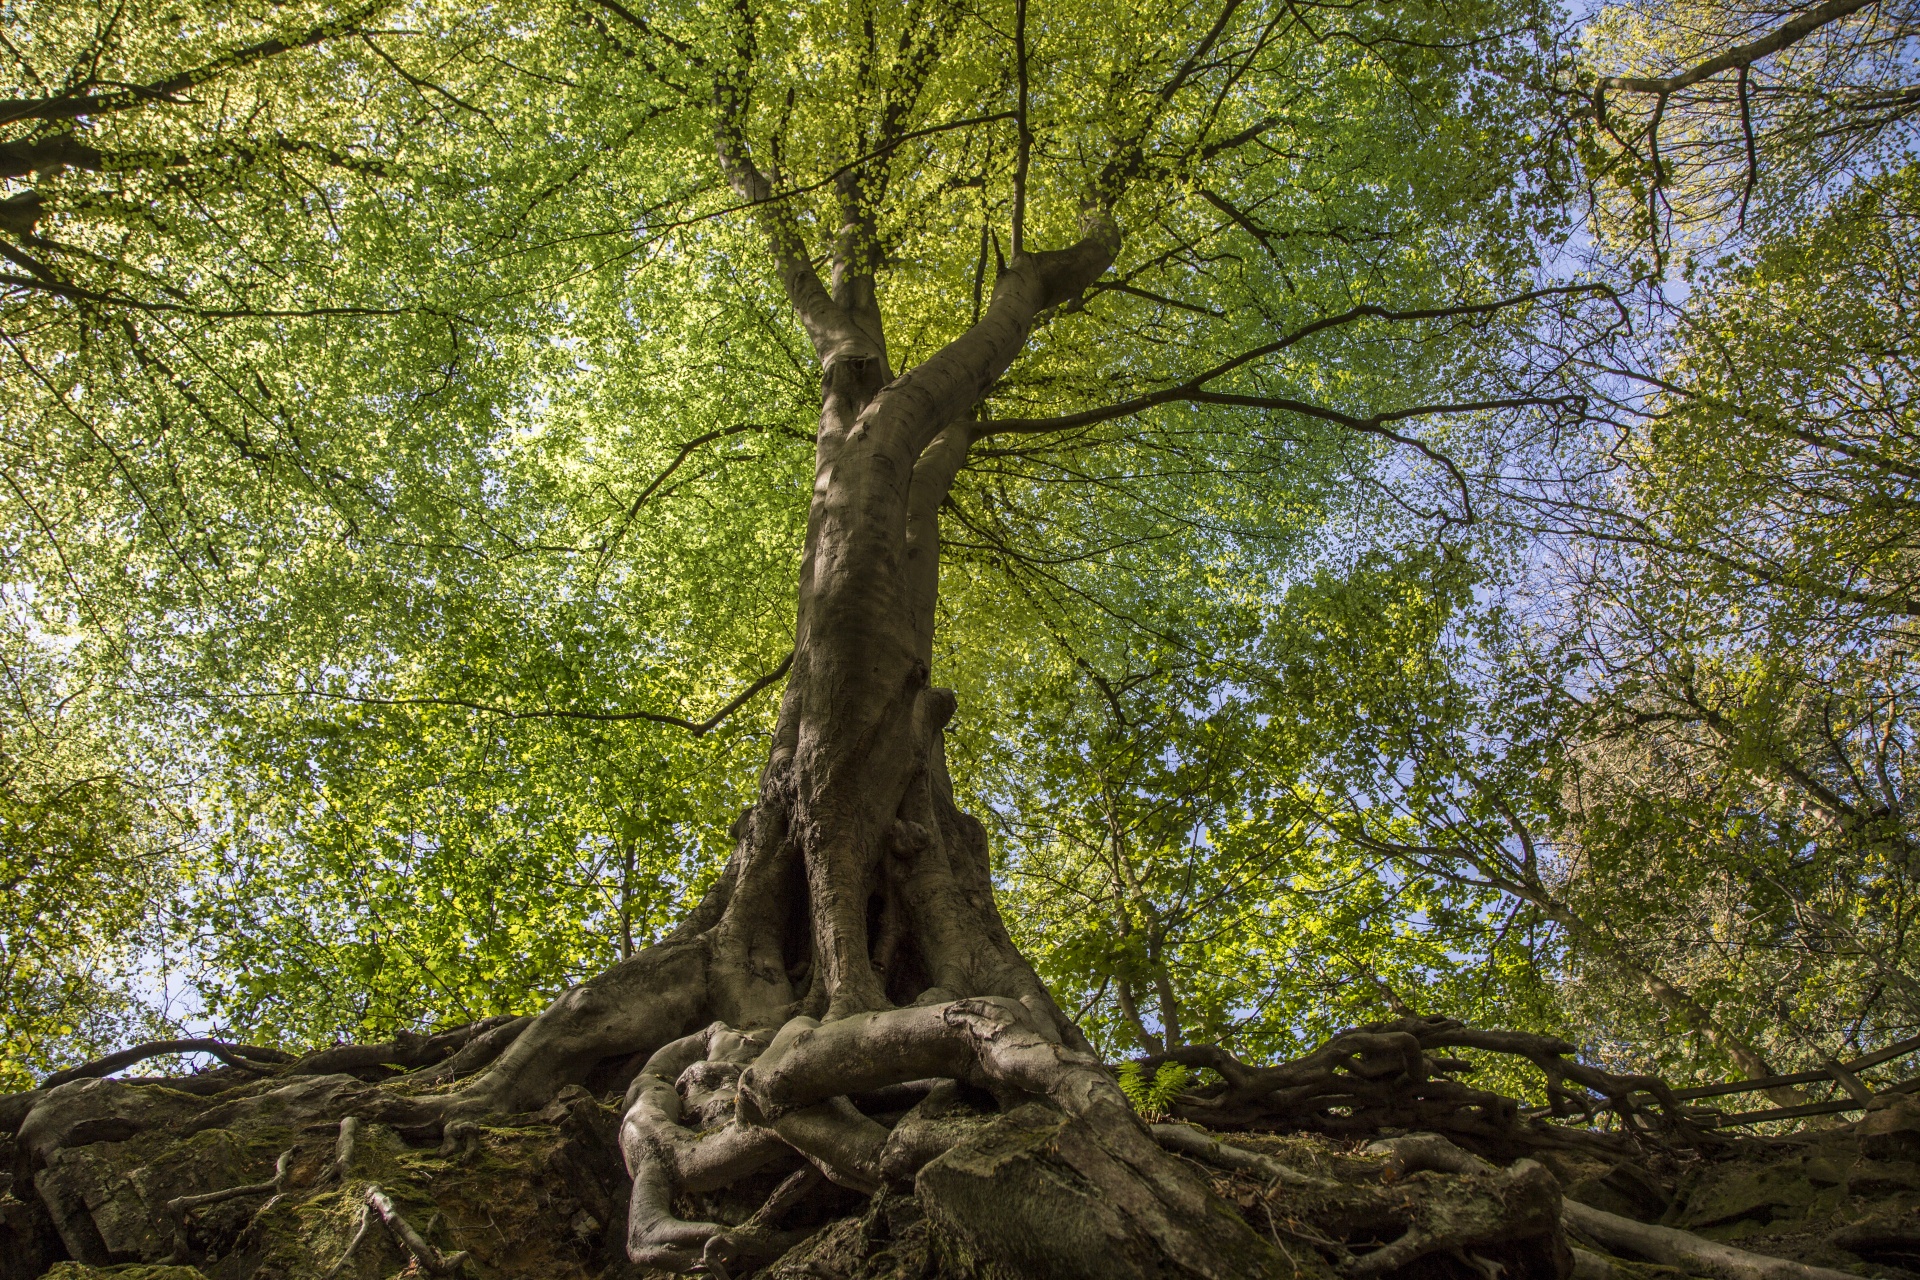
[[0, 0, 1645, 1274], [440, 0, 1571, 1078]]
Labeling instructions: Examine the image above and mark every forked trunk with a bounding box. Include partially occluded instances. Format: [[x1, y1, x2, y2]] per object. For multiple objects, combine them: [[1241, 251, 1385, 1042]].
[[462, 215, 1124, 1113]]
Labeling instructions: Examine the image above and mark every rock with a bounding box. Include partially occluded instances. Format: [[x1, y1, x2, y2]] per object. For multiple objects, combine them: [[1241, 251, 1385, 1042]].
[[1858, 1094, 1920, 1164], [1674, 1159, 1818, 1233], [1842, 1158, 1920, 1197], [763, 1215, 874, 1278], [1563, 1160, 1674, 1222], [0, 1175, 59, 1280], [17, 1081, 205, 1163], [39, 1141, 172, 1260], [1830, 1211, 1920, 1270], [914, 1102, 1308, 1280]]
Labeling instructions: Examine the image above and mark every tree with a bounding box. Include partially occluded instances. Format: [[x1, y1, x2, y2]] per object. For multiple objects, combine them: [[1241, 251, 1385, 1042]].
[[1572, 0, 1920, 256], [0, 615, 187, 1091], [427, 3, 1590, 1269], [1523, 161, 1920, 1083], [989, 547, 1565, 1075], [1, 0, 1627, 1271]]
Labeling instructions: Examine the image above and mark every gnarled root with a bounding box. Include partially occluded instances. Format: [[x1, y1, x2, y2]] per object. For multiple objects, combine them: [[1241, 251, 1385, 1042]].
[[1149, 1015, 1723, 1157], [1152, 1122, 1334, 1187], [617, 999, 1583, 1278], [622, 1021, 813, 1269], [1342, 1134, 1569, 1276], [618, 996, 1297, 1275]]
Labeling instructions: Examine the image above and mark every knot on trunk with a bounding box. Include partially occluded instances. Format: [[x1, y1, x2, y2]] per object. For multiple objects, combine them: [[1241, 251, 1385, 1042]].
[[886, 820, 931, 858], [923, 685, 956, 729]]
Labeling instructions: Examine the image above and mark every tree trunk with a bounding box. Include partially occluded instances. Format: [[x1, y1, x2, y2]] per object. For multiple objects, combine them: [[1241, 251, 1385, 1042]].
[[458, 193, 1123, 1110]]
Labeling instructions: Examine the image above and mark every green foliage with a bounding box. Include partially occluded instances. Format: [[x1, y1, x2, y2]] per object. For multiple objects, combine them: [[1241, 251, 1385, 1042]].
[[1116, 1061, 1191, 1123], [2, 0, 1580, 1064], [987, 545, 1571, 1086], [1533, 163, 1920, 1080], [0, 620, 183, 1088]]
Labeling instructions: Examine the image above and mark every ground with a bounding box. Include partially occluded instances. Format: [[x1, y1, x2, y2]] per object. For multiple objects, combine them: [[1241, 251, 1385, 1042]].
[[5, 1027, 1919, 1280]]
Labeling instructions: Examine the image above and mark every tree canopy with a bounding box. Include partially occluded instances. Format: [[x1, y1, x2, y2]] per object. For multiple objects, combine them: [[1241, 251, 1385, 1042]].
[[2, 0, 1916, 1106]]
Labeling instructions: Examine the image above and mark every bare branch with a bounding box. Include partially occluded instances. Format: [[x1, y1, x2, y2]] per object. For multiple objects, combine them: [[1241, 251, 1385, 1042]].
[[712, 7, 880, 370], [42, 1038, 293, 1088], [980, 284, 1611, 437]]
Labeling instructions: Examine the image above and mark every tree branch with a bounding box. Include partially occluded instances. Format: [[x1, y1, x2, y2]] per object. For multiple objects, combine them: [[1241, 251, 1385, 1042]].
[[206, 651, 794, 737], [711, 8, 880, 371], [1597, 0, 1879, 99], [980, 285, 1610, 436], [42, 1038, 293, 1089], [0, 1, 392, 125]]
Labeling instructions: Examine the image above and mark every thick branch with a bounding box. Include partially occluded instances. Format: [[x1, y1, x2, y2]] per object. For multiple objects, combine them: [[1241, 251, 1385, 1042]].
[[975, 285, 1607, 497], [0, 1, 392, 125], [861, 213, 1122, 462], [0, 136, 103, 179], [712, 44, 882, 371], [42, 1038, 292, 1089], [1598, 0, 1880, 97]]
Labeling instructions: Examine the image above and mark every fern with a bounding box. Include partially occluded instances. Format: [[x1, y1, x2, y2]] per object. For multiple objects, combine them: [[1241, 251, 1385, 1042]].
[[1116, 1061, 1191, 1122]]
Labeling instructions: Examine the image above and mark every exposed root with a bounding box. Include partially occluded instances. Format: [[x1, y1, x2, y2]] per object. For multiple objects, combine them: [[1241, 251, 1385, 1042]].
[[1343, 1164, 1560, 1278], [617, 999, 1584, 1278], [289, 1015, 530, 1081], [1829, 1219, 1920, 1269], [327, 1115, 361, 1183], [1564, 1200, 1867, 1280], [1345, 1134, 1566, 1275], [320, 1200, 376, 1280], [1346, 1133, 1862, 1280], [437, 1118, 482, 1158], [12, 994, 1909, 1280], [417, 1015, 534, 1085], [1365, 1132, 1498, 1181], [159, 1147, 295, 1262], [164, 1147, 295, 1218], [43, 1038, 293, 1089], [1149, 1015, 1722, 1156], [1291, 1132, 1566, 1278], [1150, 1121, 1334, 1187], [366, 1185, 470, 1275], [622, 1022, 801, 1269]]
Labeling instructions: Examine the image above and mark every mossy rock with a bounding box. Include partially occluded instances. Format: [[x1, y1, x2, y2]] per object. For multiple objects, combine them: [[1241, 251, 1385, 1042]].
[[1858, 1095, 1920, 1163], [915, 1104, 1316, 1280], [1676, 1158, 1819, 1232]]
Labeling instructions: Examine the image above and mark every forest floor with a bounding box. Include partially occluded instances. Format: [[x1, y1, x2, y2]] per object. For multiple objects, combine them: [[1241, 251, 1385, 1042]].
[[4, 1025, 1919, 1280]]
